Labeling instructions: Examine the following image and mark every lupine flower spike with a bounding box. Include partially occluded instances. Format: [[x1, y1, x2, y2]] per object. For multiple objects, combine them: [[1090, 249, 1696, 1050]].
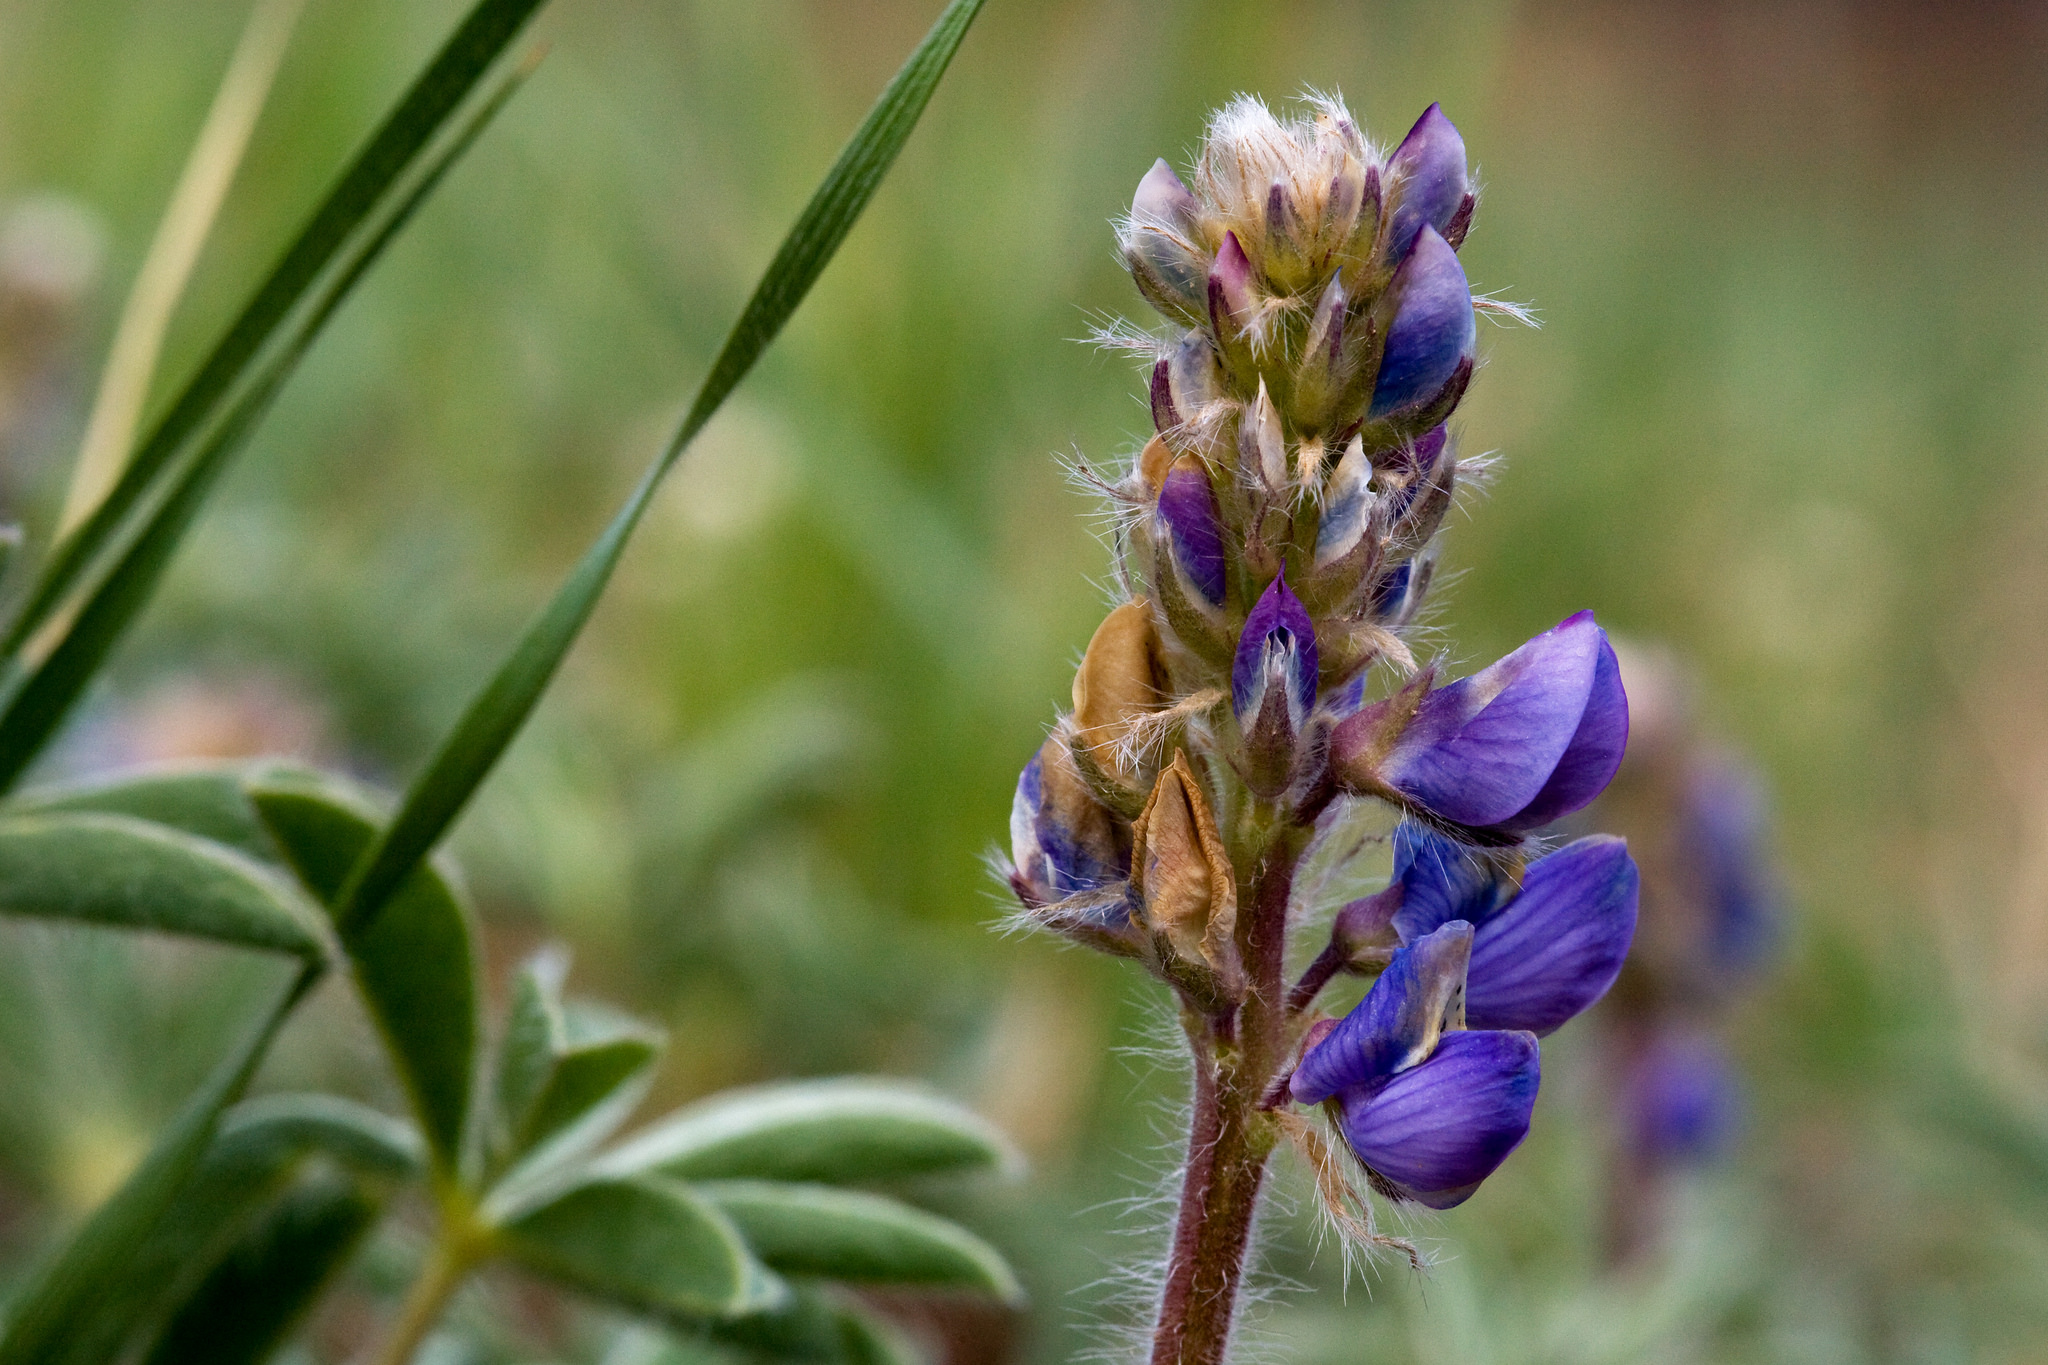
[[1003, 92, 1639, 1364]]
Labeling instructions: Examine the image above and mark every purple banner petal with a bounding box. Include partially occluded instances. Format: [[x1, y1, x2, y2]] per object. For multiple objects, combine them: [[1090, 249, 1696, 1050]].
[[1499, 631, 1629, 832], [1389, 821, 1506, 942], [1380, 612, 1604, 828], [1385, 104, 1469, 265]]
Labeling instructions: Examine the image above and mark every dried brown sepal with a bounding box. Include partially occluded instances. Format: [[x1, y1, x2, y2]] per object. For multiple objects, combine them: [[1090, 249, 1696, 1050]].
[[1130, 750, 1245, 1000]]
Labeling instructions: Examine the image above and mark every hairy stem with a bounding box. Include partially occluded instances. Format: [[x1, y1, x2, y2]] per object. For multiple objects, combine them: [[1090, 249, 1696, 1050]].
[[1150, 839, 1302, 1365]]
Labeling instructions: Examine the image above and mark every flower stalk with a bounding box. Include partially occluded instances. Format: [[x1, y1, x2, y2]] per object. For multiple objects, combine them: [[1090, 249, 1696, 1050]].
[[1005, 93, 1640, 1361]]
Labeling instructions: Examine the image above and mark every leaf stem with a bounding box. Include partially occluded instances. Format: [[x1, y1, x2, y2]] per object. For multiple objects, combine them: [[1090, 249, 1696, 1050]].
[[369, 1229, 478, 1365]]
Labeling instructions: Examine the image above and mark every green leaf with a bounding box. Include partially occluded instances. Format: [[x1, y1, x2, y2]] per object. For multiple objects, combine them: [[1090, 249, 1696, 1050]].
[[0, 811, 322, 959], [492, 952, 663, 1175], [140, 1168, 383, 1365], [329, 0, 988, 943], [8, 762, 275, 862], [706, 1284, 922, 1365], [0, 965, 317, 1365], [596, 1080, 1020, 1186], [497, 1174, 785, 1320], [247, 771, 478, 1177], [0, 60, 535, 797], [0, 0, 548, 662], [701, 1181, 1021, 1303], [217, 1091, 426, 1182]]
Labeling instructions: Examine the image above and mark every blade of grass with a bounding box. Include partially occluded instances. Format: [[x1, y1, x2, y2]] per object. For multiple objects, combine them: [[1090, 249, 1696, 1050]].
[[56, 0, 306, 538], [331, 0, 988, 938], [0, 64, 535, 796], [0, 961, 321, 1365], [0, 0, 548, 660]]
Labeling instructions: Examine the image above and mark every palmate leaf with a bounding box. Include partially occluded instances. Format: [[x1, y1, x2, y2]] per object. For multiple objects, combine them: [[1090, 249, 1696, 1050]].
[[492, 952, 663, 1176], [246, 769, 478, 1178], [0, 810, 322, 959], [0, 965, 318, 1365], [0, 55, 536, 797], [7, 762, 278, 861], [140, 1167, 383, 1365], [705, 1283, 921, 1365], [498, 1173, 785, 1321], [702, 1180, 1022, 1304], [596, 1079, 1020, 1186], [330, 0, 989, 941], [0, 0, 548, 663]]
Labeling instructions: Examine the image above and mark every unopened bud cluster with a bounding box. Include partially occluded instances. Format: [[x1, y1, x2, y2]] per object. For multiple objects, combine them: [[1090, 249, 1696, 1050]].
[[1008, 95, 1644, 1217]]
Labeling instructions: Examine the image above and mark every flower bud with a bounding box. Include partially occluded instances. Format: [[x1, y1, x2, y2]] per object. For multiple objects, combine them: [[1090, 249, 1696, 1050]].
[[1232, 574, 1318, 795], [1240, 379, 1288, 494], [1010, 738, 1129, 908], [1208, 231, 1257, 352], [1291, 273, 1350, 430], [1124, 159, 1210, 326], [1130, 751, 1243, 993], [1154, 456, 1229, 609], [1311, 436, 1375, 573], [1163, 334, 1225, 430], [1368, 227, 1476, 423], [1070, 599, 1170, 793], [1384, 104, 1470, 266]]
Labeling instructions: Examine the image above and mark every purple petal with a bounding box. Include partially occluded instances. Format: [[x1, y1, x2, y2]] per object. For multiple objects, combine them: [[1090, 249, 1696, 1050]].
[[1133, 158, 1200, 227], [1156, 459, 1229, 607], [1368, 560, 1414, 620], [1497, 632, 1628, 832], [1380, 611, 1604, 828], [1149, 357, 1178, 432], [1208, 231, 1255, 331], [1687, 760, 1780, 977], [1629, 1030, 1741, 1165], [1290, 922, 1472, 1105], [1338, 1028, 1538, 1209], [1465, 835, 1638, 1034], [1385, 104, 1469, 266], [1389, 821, 1506, 942], [1231, 575, 1318, 720], [1009, 745, 1127, 905], [1367, 227, 1476, 421]]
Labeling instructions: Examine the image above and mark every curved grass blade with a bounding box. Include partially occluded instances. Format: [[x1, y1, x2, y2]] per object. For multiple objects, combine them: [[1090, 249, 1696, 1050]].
[[0, 811, 323, 959], [331, 0, 988, 939], [0, 63, 533, 797], [0, 963, 320, 1365], [0, 0, 549, 659]]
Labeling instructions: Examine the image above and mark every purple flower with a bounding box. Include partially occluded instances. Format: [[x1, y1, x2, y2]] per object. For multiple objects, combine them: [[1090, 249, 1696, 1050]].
[[1291, 924, 1540, 1209], [1009, 741, 1127, 908], [1385, 104, 1471, 265], [1685, 761, 1780, 980], [1232, 575, 1318, 724], [1367, 226, 1476, 421], [1233, 574, 1319, 796], [1155, 457, 1229, 608], [1332, 611, 1629, 839], [1389, 822, 1638, 1035], [1628, 1028, 1740, 1165]]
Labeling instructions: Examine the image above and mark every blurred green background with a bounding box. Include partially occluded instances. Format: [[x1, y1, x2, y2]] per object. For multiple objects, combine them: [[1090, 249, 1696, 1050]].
[[3, 0, 2048, 1360]]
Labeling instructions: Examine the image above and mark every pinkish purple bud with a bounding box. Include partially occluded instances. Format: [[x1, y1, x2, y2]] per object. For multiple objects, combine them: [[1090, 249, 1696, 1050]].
[[1208, 231, 1256, 337]]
